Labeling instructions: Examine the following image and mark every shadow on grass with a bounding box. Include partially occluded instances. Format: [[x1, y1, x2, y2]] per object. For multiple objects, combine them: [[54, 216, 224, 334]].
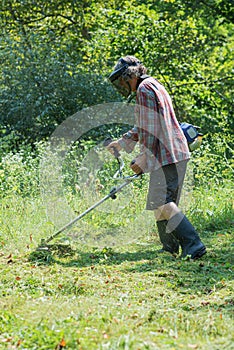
[[28, 244, 159, 267], [27, 229, 234, 300], [29, 230, 233, 284]]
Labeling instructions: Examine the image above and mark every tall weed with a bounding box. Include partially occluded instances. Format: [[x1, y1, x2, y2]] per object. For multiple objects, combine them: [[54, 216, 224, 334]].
[[0, 143, 43, 198]]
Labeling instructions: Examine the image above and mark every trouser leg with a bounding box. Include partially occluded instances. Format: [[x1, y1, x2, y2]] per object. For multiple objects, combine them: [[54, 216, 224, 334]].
[[149, 161, 187, 253]]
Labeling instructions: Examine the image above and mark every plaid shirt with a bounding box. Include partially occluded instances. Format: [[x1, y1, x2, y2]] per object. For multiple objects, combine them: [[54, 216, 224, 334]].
[[119, 77, 190, 171]]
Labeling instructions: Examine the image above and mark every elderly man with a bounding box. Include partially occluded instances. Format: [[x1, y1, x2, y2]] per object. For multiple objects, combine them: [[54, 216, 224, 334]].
[[107, 55, 206, 259]]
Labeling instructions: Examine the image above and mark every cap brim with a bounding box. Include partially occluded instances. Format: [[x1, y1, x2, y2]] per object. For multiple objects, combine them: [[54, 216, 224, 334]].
[[108, 64, 128, 82]]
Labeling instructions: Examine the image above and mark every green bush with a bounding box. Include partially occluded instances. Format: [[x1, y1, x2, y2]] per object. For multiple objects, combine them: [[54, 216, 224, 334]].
[[1, 0, 233, 151], [0, 132, 233, 200], [192, 133, 233, 186], [0, 144, 41, 198]]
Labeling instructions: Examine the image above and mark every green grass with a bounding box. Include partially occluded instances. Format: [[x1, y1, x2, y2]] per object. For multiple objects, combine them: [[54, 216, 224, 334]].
[[0, 182, 233, 349]]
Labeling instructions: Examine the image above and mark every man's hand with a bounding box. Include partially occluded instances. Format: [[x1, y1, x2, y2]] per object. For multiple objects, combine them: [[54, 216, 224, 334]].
[[130, 153, 146, 175], [106, 140, 122, 158]]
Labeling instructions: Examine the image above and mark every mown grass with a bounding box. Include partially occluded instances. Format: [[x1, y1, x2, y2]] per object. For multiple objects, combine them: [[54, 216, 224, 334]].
[[0, 178, 233, 350]]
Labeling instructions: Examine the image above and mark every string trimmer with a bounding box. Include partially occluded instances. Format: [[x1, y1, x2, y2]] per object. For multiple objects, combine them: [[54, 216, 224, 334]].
[[36, 139, 140, 251]]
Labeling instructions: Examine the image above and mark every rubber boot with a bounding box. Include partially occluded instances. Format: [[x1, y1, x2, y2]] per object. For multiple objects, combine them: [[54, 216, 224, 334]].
[[156, 220, 179, 255], [167, 213, 206, 259]]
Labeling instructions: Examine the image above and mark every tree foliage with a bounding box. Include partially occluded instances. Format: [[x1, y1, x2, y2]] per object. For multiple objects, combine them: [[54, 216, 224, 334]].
[[1, 0, 233, 150]]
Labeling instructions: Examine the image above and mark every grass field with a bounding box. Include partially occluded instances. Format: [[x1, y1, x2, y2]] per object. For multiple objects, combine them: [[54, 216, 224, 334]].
[[0, 176, 233, 349]]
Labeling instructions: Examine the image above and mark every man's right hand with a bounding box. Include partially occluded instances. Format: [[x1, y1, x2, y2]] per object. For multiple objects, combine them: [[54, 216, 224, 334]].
[[106, 140, 122, 158]]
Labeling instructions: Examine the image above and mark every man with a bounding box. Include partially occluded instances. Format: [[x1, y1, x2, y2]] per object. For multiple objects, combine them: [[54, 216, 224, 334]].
[[107, 55, 206, 259]]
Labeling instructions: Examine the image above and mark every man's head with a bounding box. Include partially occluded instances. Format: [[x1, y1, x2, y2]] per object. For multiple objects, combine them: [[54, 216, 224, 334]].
[[109, 56, 147, 97]]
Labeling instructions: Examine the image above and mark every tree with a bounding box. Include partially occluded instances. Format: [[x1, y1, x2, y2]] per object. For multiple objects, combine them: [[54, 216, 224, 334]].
[[1, 0, 233, 150]]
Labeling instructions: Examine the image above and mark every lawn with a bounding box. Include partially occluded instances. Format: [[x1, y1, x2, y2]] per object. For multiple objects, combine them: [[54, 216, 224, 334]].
[[0, 179, 233, 349]]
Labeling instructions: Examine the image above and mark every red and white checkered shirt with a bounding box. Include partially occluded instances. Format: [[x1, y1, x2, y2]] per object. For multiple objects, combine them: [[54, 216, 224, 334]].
[[119, 77, 190, 171]]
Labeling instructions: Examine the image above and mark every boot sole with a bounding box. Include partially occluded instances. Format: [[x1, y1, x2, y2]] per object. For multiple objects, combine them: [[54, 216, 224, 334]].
[[192, 247, 207, 260], [157, 248, 179, 255]]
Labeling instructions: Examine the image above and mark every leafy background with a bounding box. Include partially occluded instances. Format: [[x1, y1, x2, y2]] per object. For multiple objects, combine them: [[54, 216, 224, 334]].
[[1, 0, 233, 145], [0, 2, 233, 349]]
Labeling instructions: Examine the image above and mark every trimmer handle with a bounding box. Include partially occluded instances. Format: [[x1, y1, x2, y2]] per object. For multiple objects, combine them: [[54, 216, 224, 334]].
[[130, 159, 143, 175], [103, 137, 121, 158]]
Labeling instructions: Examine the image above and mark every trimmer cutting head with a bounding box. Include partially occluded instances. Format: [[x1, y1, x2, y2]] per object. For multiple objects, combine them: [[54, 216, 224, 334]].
[[36, 239, 48, 251], [36, 239, 74, 254], [29, 240, 75, 264]]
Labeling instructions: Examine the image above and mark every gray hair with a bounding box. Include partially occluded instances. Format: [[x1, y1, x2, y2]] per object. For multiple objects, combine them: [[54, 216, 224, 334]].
[[114, 56, 147, 82]]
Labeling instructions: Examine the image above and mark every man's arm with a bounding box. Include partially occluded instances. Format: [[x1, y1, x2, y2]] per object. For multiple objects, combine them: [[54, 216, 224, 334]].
[[118, 126, 139, 153]]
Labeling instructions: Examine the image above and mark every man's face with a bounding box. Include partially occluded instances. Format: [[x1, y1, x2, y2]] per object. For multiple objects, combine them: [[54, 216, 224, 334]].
[[112, 76, 131, 97]]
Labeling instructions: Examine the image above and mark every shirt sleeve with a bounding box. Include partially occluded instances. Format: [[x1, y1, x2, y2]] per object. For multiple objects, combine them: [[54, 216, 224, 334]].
[[118, 126, 139, 153]]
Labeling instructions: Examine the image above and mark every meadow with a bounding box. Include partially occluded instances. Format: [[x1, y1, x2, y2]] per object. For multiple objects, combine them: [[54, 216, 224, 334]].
[[0, 143, 233, 350]]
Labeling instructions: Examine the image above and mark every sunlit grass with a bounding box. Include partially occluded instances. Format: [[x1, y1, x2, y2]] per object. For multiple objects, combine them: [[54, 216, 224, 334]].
[[0, 147, 233, 349]]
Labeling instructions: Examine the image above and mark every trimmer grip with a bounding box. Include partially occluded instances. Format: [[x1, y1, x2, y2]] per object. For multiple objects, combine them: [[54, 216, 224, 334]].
[[103, 137, 120, 158], [130, 159, 143, 175]]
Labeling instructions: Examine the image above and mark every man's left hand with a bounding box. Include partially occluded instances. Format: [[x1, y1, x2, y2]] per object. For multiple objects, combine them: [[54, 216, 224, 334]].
[[130, 153, 146, 174]]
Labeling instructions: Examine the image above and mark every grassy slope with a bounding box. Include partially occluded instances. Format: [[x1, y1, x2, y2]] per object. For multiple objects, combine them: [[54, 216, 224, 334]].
[[0, 185, 233, 350]]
